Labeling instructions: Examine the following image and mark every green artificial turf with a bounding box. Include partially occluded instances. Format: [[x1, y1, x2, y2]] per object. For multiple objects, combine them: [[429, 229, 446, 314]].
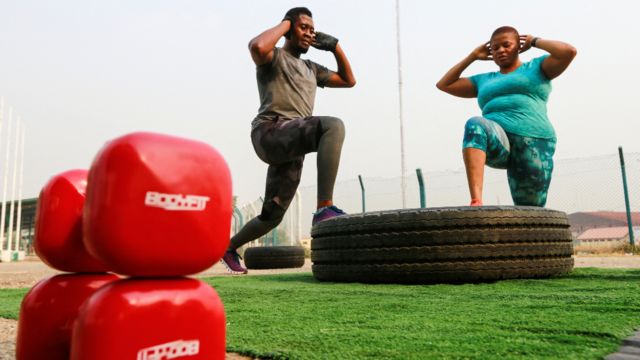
[[2, 268, 639, 359], [0, 288, 28, 320], [204, 268, 640, 359]]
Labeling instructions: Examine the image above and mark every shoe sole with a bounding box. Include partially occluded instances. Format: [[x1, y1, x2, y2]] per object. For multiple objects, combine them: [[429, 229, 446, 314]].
[[219, 259, 248, 274]]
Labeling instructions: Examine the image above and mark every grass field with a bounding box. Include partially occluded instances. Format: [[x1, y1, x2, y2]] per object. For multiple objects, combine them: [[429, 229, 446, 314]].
[[3, 268, 639, 359]]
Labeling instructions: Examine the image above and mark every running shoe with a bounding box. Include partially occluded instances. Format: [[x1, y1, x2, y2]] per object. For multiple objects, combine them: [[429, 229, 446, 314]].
[[312, 205, 347, 226], [220, 249, 248, 274]]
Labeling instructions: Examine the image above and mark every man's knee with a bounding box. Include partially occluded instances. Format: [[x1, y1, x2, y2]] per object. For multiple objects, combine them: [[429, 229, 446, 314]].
[[257, 200, 287, 226], [320, 116, 345, 137]]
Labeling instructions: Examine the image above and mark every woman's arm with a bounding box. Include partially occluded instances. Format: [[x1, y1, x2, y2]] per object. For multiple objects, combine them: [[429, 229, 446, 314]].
[[436, 42, 491, 98], [520, 35, 577, 80]]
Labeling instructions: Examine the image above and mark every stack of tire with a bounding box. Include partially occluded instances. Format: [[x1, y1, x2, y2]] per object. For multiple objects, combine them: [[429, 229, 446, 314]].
[[311, 206, 573, 284]]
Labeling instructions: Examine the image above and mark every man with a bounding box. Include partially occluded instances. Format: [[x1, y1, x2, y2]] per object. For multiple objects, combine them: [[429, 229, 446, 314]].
[[221, 7, 356, 274]]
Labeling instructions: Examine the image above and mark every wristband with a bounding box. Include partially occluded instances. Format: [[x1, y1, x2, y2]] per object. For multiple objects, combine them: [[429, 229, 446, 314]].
[[531, 37, 540, 47]]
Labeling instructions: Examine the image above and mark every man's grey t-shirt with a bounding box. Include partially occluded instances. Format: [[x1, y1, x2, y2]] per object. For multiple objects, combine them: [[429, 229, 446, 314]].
[[252, 47, 332, 129]]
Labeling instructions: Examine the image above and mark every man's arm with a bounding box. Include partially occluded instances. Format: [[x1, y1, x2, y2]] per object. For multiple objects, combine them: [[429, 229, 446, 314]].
[[248, 21, 291, 66], [324, 43, 356, 88], [312, 32, 355, 88]]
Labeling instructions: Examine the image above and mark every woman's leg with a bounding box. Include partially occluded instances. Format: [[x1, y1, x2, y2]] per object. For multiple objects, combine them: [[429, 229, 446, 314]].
[[462, 117, 510, 205], [506, 135, 556, 207], [463, 148, 486, 205]]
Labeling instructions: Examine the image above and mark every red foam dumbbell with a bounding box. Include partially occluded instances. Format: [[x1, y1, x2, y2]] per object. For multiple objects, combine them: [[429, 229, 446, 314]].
[[16, 273, 119, 360], [83, 132, 233, 276], [71, 278, 226, 360], [34, 169, 109, 272]]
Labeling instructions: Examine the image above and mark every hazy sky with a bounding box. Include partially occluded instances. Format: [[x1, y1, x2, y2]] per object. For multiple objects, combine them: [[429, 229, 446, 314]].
[[1, 0, 639, 204]]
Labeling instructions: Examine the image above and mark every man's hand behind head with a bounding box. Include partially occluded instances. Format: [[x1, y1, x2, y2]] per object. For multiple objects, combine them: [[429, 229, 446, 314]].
[[312, 32, 338, 52]]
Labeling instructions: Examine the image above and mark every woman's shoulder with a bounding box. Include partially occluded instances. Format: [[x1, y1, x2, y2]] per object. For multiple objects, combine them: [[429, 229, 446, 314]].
[[525, 54, 550, 68]]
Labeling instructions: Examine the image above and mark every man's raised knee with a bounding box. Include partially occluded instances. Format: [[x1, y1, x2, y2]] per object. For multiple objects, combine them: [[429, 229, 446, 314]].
[[320, 116, 345, 134]]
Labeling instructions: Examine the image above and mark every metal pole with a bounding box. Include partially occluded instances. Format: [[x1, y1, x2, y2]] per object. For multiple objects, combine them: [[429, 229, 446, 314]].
[[395, 0, 407, 208], [358, 175, 365, 213], [0, 98, 3, 257], [416, 168, 426, 208], [618, 146, 635, 246], [0, 108, 12, 261], [295, 190, 301, 245], [7, 121, 20, 260], [15, 126, 25, 259], [288, 201, 294, 245]]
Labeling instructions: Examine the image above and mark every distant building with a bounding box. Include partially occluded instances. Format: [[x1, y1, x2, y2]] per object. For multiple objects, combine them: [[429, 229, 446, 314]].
[[568, 211, 640, 235], [576, 226, 639, 245], [0, 198, 37, 259]]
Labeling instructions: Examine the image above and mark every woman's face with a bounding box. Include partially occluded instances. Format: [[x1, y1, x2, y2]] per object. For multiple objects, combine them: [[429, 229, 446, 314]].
[[490, 32, 520, 68]]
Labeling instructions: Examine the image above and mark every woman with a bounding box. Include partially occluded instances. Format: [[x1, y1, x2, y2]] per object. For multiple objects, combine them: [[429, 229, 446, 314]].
[[436, 26, 576, 207]]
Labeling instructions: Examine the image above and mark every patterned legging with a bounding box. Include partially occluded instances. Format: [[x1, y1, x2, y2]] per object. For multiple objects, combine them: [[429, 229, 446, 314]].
[[462, 116, 556, 207]]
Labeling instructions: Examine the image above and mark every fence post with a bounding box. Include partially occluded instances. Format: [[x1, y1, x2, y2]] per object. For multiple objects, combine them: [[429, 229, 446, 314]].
[[416, 168, 426, 208], [618, 146, 635, 246], [358, 175, 366, 213], [232, 206, 244, 234]]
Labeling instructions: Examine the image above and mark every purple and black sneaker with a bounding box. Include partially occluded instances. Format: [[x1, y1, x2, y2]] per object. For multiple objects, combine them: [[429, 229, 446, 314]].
[[312, 205, 347, 226], [220, 249, 248, 274]]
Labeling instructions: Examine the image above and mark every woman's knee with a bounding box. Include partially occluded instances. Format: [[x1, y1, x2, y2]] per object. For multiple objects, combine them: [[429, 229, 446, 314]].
[[464, 116, 490, 131]]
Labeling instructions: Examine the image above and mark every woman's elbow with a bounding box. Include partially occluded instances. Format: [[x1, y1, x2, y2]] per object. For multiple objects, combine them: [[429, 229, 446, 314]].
[[563, 44, 577, 60], [435, 82, 446, 92]]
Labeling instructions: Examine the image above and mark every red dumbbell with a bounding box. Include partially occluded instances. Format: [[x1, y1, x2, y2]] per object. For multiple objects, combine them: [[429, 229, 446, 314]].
[[71, 278, 226, 360], [83, 132, 232, 276], [16, 273, 119, 360], [34, 169, 109, 272]]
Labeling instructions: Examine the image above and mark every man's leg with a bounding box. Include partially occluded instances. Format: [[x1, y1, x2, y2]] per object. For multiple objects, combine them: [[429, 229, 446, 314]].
[[506, 135, 556, 207], [251, 116, 347, 222], [222, 158, 303, 274], [462, 117, 510, 206], [315, 116, 345, 208]]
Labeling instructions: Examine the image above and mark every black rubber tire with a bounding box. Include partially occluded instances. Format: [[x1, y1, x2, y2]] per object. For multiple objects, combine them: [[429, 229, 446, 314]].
[[312, 228, 572, 250], [311, 206, 569, 238], [310, 206, 574, 284], [312, 242, 573, 264], [244, 246, 305, 270], [312, 257, 574, 284]]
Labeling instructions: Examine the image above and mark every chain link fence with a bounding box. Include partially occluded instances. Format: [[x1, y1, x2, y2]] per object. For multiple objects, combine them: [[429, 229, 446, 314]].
[[234, 151, 640, 246]]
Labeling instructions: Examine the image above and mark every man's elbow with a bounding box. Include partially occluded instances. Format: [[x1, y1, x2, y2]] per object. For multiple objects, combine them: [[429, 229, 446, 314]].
[[435, 82, 445, 91], [346, 79, 356, 88], [249, 40, 268, 58]]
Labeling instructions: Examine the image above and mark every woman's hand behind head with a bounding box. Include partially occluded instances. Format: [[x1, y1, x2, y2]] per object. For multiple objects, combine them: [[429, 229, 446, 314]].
[[471, 41, 493, 61], [519, 34, 535, 53]]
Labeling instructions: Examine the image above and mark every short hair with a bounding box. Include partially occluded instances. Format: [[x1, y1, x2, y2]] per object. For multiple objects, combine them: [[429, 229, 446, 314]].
[[284, 7, 313, 39], [491, 26, 519, 41]]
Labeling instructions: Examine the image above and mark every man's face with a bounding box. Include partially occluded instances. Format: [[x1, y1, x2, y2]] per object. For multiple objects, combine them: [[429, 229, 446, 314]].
[[290, 14, 315, 53]]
